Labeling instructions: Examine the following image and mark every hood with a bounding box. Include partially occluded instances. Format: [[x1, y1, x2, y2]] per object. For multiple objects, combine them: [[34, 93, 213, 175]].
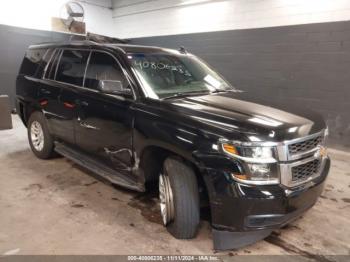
[[164, 91, 326, 142]]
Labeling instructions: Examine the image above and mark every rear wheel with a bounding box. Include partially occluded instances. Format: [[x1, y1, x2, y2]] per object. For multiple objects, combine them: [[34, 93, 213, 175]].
[[159, 157, 200, 239], [28, 112, 55, 159]]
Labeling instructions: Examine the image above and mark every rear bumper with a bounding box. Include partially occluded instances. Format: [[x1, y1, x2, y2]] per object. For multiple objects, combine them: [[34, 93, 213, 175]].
[[203, 157, 330, 250]]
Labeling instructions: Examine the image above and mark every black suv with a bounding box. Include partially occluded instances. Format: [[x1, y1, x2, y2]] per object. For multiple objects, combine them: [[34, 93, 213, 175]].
[[16, 41, 330, 250]]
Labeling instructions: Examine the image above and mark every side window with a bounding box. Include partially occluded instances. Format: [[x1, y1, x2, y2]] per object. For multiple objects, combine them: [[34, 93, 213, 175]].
[[19, 48, 47, 77], [56, 49, 90, 86], [84, 51, 130, 91], [37, 48, 54, 78], [45, 49, 61, 80]]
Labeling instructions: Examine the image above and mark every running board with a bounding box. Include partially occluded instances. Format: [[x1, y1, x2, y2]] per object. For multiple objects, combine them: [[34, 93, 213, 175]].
[[54, 142, 144, 192]]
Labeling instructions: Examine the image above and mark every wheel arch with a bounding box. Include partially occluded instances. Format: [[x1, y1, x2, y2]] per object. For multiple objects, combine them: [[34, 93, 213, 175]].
[[138, 141, 197, 181], [137, 143, 210, 208], [17, 100, 42, 127]]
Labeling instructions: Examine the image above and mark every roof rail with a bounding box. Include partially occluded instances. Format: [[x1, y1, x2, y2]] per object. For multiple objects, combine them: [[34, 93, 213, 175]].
[[64, 33, 127, 45], [86, 32, 128, 44], [82, 40, 100, 45]]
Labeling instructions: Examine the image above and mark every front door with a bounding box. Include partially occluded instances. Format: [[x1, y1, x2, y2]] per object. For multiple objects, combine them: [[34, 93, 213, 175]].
[[75, 51, 135, 178]]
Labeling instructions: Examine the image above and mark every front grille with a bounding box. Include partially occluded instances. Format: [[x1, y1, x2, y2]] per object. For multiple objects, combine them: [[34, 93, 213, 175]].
[[291, 159, 321, 182], [288, 135, 323, 155]]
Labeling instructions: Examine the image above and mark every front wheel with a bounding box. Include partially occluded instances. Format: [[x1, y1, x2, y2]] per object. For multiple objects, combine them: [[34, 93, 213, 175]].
[[27, 111, 55, 159], [159, 157, 200, 239]]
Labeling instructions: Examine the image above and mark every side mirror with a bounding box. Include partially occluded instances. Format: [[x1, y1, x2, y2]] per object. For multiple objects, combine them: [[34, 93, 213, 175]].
[[97, 80, 132, 97]]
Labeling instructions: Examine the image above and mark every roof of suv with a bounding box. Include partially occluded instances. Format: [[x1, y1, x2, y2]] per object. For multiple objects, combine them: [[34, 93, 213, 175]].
[[29, 41, 184, 55]]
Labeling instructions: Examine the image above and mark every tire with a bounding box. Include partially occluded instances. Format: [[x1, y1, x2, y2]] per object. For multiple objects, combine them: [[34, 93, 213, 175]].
[[159, 157, 200, 239], [27, 111, 55, 159]]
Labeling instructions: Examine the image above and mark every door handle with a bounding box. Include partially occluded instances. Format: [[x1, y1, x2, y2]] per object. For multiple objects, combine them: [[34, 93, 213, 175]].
[[40, 88, 51, 95], [80, 122, 99, 130], [81, 100, 89, 106], [76, 100, 89, 107]]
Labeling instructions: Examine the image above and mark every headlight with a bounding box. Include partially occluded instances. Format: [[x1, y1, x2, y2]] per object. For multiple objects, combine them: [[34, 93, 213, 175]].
[[237, 163, 279, 185], [221, 141, 279, 185], [222, 143, 276, 163]]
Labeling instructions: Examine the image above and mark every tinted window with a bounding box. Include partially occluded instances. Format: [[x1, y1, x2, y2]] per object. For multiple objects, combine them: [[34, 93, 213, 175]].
[[45, 49, 61, 80], [37, 48, 54, 78], [19, 48, 47, 77], [56, 49, 89, 86], [84, 51, 129, 90]]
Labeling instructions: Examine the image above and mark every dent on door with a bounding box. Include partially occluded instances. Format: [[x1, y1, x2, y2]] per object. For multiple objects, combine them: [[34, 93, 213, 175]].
[[76, 97, 134, 176]]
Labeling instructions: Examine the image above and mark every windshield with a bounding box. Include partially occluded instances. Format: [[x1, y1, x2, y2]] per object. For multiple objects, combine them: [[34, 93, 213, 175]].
[[127, 53, 234, 99]]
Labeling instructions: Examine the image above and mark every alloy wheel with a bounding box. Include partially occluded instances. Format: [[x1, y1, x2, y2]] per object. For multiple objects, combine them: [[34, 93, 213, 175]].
[[30, 121, 44, 152], [159, 172, 175, 225]]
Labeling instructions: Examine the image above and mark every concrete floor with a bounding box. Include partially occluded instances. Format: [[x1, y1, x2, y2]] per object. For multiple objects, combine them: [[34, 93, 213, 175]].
[[0, 115, 349, 257]]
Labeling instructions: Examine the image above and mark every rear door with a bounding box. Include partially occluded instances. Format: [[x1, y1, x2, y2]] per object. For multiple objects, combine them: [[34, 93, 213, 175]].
[[54, 49, 90, 145], [38, 49, 63, 137], [75, 50, 135, 178]]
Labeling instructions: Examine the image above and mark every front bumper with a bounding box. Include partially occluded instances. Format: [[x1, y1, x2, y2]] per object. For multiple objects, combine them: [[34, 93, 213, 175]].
[[203, 156, 330, 250]]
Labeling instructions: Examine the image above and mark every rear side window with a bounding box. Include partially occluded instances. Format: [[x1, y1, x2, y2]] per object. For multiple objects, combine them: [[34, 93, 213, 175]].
[[19, 48, 47, 77], [55, 49, 90, 86], [84, 51, 129, 90], [36, 48, 54, 77], [45, 49, 61, 80]]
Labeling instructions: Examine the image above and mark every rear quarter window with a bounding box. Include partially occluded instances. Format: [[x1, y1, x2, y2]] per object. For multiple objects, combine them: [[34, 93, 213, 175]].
[[19, 48, 48, 77]]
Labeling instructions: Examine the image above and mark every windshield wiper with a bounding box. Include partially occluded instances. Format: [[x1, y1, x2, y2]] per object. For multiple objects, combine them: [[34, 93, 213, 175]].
[[162, 90, 211, 100], [211, 89, 227, 93], [212, 88, 243, 93]]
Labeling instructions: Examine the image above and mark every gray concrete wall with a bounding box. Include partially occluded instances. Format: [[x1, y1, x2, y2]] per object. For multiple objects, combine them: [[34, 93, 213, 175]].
[[0, 24, 71, 106], [131, 21, 350, 149]]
